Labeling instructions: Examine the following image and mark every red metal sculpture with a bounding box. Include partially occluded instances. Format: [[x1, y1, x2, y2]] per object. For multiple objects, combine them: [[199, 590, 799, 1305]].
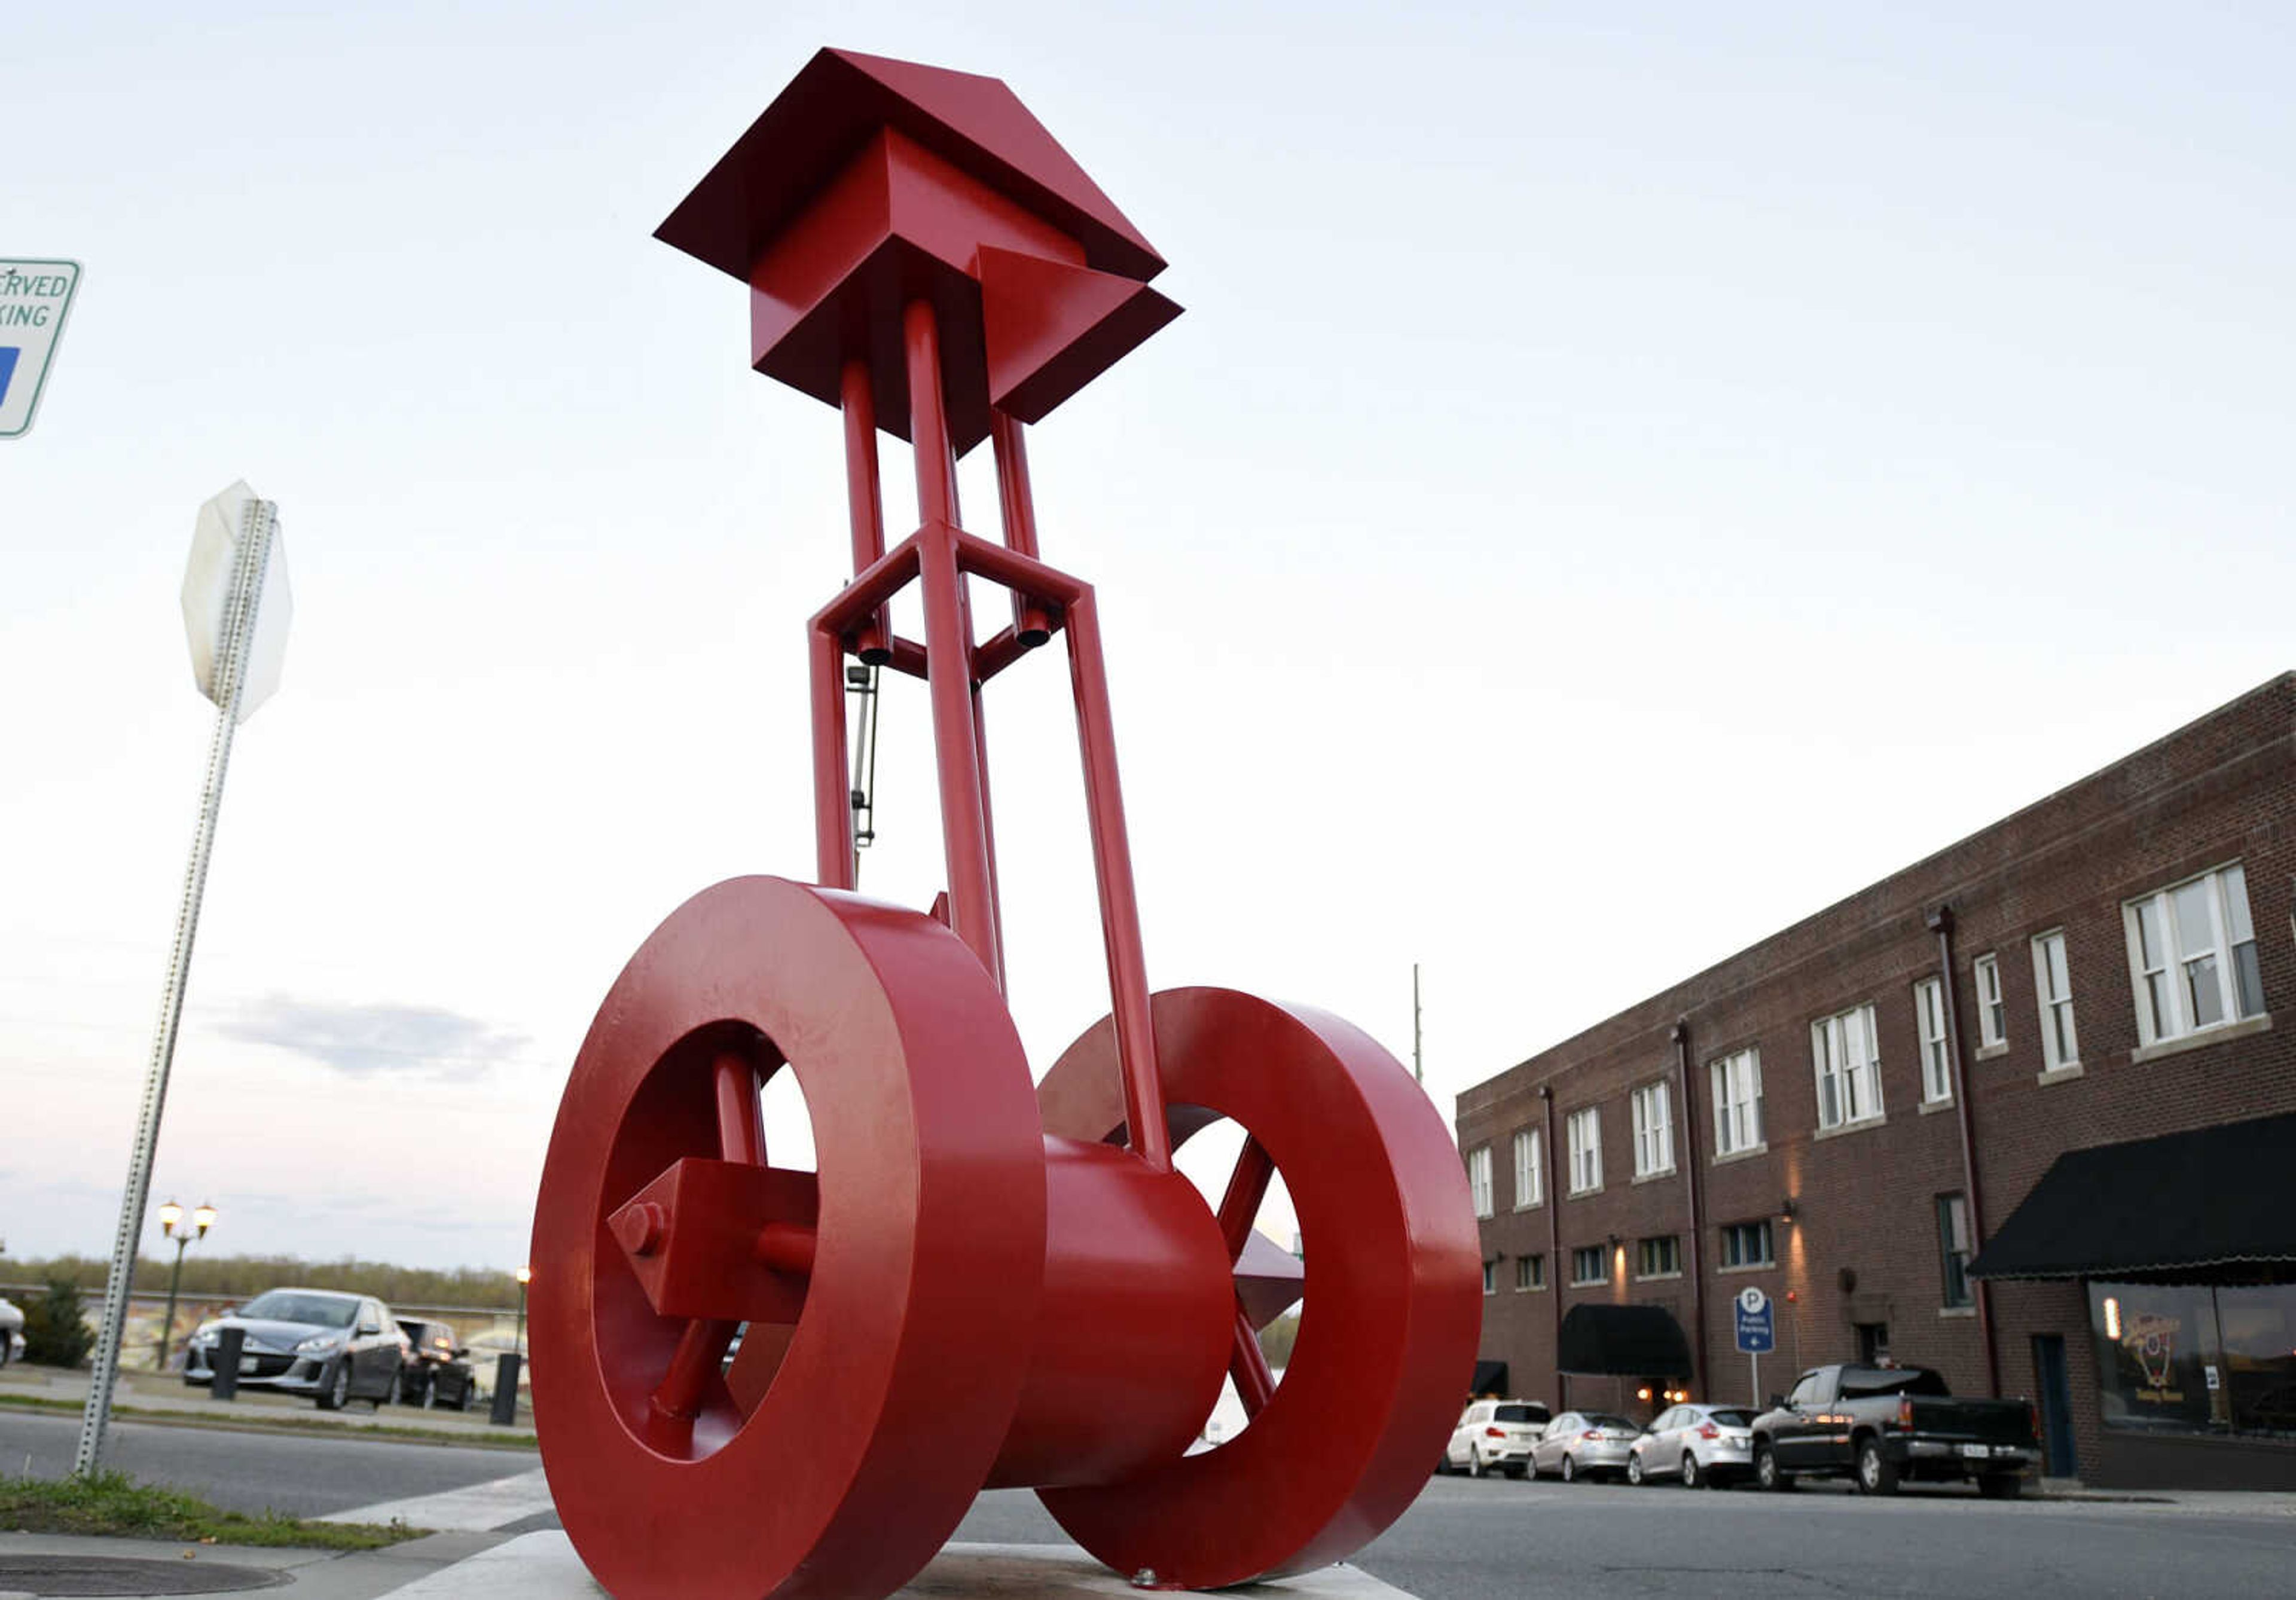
[[530, 47, 1479, 1600]]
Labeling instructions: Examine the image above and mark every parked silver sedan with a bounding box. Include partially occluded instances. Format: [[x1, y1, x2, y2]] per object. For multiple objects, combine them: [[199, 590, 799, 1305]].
[[1530, 1410, 1643, 1482], [1627, 1403, 1758, 1487]]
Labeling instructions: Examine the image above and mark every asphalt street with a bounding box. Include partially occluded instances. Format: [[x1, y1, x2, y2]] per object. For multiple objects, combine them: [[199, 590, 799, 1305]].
[[0, 1409, 530, 1520], [6, 1410, 2292, 1598]]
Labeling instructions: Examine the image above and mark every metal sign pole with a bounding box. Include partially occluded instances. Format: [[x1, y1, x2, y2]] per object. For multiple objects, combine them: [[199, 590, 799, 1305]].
[[74, 500, 275, 1476]]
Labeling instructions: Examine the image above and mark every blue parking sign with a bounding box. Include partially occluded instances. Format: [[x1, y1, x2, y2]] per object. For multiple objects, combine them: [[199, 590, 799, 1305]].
[[1735, 1286, 1775, 1354]]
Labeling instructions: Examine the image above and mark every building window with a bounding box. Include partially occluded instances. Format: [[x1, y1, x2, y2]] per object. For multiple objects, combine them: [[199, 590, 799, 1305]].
[[2031, 930, 2080, 1070], [1636, 1235, 1682, 1279], [1710, 1047, 1764, 1155], [1567, 1107, 1603, 1194], [1974, 952, 2007, 1048], [1512, 1129, 1542, 1210], [2090, 1280, 2296, 1440], [1515, 1253, 1545, 1291], [2124, 863, 2266, 1048], [1915, 976, 1952, 1103], [1720, 1219, 1774, 1269], [1467, 1146, 1493, 1219], [1937, 1193, 1974, 1308], [1481, 1260, 1495, 1295], [1570, 1245, 1607, 1286], [1630, 1082, 1674, 1177], [1810, 1003, 1883, 1129]]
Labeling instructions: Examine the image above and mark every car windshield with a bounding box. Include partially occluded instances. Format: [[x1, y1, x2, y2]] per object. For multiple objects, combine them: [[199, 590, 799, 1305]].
[[1705, 1408, 1756, 1427], [1839, 1366, 1950, 1398], [238, 1291, 358, 1327], [1494, 1404, 1547, 1424], [1583, 1413, 1636, 1430]]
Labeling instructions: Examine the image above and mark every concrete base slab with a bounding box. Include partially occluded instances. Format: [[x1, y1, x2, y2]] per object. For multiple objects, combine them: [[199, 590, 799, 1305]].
[[382, 1534, 1421, 1599]]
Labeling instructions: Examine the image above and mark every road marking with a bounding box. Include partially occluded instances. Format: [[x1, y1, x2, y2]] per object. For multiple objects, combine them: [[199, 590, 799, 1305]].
[[320, 1467, 556, 1531]]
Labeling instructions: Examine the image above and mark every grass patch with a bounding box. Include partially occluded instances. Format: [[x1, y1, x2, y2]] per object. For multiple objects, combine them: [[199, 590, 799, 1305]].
[[0, 1470, 423, 1549], [0, 1392, 537, 1451]]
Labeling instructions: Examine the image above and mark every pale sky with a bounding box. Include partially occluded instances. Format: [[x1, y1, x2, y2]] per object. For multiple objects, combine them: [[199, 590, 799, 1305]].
[[5, 2, 2291, 1276]]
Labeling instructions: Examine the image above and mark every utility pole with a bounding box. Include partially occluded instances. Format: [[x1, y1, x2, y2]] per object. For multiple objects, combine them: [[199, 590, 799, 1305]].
[[75, 484, 290, 1477], [1412, 963, 1423, 1085]]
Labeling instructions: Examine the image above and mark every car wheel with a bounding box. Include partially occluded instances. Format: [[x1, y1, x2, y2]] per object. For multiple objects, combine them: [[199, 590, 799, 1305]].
[[1560, 1454, 1577, 1484], [1468, 1451, 1485, 1479], [1855, 1437, 1900, 1497], [1755, 1445, 1793, 1492], [317, 1359, 351, 1412], [1682, 1451, 1703, 1489], [1978, 1473, 2023, 1500], [421, 1375, 439, 1410], [1626, 1453, 1645, 1486]]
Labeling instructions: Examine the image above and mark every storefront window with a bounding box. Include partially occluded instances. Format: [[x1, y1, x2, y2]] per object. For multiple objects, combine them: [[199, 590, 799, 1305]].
[[2089, 1278, 2296, 1440], [2216, 1286, 2296, 1439]]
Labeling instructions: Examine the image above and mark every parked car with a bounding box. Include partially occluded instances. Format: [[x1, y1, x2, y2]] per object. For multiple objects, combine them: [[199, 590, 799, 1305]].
[[182, 1288, 411, 1410], [1441, 1399, 1550, 1477], [1530, 1410, 1642, 1482], [396, 1317, 480, 1410], [462, 1328, 532, 1396], [0, 1296, 22, 1366], [1627, 1403, 1758, 1487], [1750, 1363, 2040, 1497]]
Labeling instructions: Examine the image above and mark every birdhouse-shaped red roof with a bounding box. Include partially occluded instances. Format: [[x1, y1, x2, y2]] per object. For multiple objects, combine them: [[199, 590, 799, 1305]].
[[657, 47, 1179, 456]]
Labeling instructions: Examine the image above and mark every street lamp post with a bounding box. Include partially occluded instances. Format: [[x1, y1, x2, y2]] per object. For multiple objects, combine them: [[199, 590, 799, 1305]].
[[155, 1200, 215, 1372]]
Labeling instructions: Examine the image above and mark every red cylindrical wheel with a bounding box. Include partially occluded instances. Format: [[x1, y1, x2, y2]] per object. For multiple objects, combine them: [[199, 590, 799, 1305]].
[[1034, 988, 1480, 1590], [530, 875, 1046, 1600]]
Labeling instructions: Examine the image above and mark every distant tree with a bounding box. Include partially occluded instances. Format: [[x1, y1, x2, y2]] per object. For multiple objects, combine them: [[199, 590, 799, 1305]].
[[23, 1280, 95, 1368], [4, 1254, 523, 1313], [1258, 1312, 1299, 1369]]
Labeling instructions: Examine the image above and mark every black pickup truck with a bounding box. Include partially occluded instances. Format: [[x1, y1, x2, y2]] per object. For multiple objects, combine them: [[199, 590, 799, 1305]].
[[1750, 1364, 2039, 1497]]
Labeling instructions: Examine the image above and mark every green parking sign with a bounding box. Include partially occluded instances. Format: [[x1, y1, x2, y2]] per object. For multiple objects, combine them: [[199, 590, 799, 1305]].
[[1, 259, 84, 438]]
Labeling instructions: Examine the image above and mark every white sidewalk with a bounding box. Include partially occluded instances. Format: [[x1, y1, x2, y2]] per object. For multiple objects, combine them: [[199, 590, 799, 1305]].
[[382, 1534, 1421, 1599]]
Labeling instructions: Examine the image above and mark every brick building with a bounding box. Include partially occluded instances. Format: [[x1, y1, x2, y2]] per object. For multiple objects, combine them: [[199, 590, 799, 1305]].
[[1454, 674, 2294, 1488]]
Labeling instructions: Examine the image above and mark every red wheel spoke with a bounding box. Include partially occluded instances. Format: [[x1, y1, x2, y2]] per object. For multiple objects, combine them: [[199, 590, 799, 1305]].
[[715, 1050, 763, 1164], [1229, 1299, 1277, 1418], [651, 1317, 740, 1422], [1213, 1135, 1274, 1265]]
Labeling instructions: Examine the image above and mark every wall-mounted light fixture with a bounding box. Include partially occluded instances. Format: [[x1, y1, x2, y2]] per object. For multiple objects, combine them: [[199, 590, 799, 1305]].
[[1780, 1196, 1799, 1225]]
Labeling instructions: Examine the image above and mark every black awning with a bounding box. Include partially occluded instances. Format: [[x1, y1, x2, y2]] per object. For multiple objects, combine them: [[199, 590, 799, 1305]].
[[1970, 1110, 2296, 1281], [1556, 1303, 1692, 1378], [1469, 1360, 1510, 1397]]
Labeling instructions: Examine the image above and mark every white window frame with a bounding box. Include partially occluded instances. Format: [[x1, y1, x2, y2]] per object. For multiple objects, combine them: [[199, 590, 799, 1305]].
[[1515, 1253, 1545, 1292], [1937, 1192, 1974, 1309], [1720, 1219, 1775, 1269], [1467, 1145, 1494, 1219], [1709, 1046, 1764, 1156], [1481, 1260, 1496, 1296], [2123, 862, 2266, 1048], [1512, 1128, 1542, 1210], [1630, 1082, 1674, 1177], [1915, 976, 1952, 1104], [1973, 952, 2006, 1049], [1810, 1002, 1883, 1129], [1570, 1244, 1607, 1286], [2031, 929, 2080, 1071], [1565, 1107, 1603, 1195], [1635, 1234, 1682, 1280]]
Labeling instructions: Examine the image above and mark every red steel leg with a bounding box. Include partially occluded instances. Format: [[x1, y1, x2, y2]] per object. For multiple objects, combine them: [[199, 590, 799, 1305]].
[[906, 298, 1002, 987], [1062, 588, 1170, 1171], [1215, 1137, 1281, 1416], [810, 624, 856, 890], [990, 411, 1055, 646], [841, 358, 890, 664], [714, 1051, 763, 1165]]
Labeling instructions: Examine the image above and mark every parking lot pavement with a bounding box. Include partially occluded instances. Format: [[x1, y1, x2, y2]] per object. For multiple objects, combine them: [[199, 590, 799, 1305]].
[[1352, 1474, 2296, 1599]]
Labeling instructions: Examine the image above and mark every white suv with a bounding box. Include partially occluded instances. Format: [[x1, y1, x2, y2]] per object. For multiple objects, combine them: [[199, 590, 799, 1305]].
[[1441, 1399, 1550, 1479]]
